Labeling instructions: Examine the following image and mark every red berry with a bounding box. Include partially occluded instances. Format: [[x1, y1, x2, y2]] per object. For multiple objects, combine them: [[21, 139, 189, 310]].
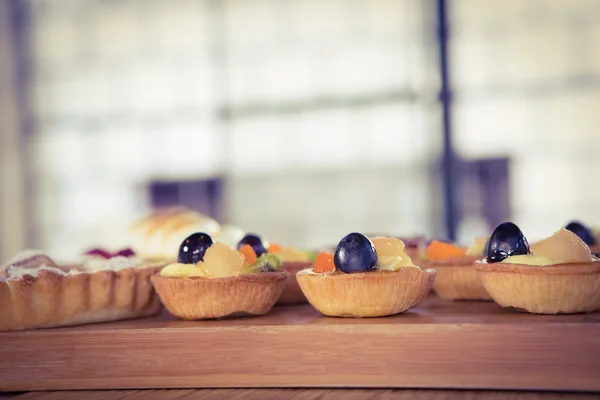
[[85, 248, 112, 259], [115, 248, 136, 258]]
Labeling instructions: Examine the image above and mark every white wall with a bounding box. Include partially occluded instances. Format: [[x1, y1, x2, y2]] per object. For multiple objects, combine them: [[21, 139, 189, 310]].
[[450, 0, 600, 241], [23, 0, 440, 259]]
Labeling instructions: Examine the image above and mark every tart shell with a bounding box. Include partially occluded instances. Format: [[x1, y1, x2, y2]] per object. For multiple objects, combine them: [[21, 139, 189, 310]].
[[0, 264, 164, 331], [151, 272, 287, 319], [276, 261, 312, 305], [296, 267, 436, 318], [422, 255, 491, 301], [475, 261, 600, 314]]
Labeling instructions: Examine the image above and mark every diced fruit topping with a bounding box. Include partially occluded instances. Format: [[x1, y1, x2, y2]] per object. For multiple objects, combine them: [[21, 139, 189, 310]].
[[565, 221, 596, 245], [177, 232, 214, 264], [531, 228, 592, 264], [485, 222, 530, 263], [465, 237, 488, 256], [237, 234, 268, 257], [370, 236, 406, 256], [239, 244, 258, 265], [276, 247, 311, 262], [201, 242, 246, 278], [313, 252, 335, 273], [247, 254, 281, 273], [426, 240, 466, 260], [333, 233, 378, 274], [306, 251, 318, 262], [268, 243, 282, 254], [370, 237, 417, 270], [160, 263, 206, 278], [85, 248, 113, 259]]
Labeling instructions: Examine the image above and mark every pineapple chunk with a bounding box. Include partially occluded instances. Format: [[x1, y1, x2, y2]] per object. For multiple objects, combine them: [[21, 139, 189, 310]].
[[201, 241, 246, 278], [530, 228, 592, 264], [370, 237, 417, 269], [370, 236, 406, 256]]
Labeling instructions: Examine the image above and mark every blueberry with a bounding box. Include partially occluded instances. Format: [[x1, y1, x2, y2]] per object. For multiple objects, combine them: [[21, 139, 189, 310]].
[[565, 221, 596, 245], [333, 232, 378, 273], [178, 232, 214, 264], [485, 222, 530, 263], [237, 233, 268, 257]]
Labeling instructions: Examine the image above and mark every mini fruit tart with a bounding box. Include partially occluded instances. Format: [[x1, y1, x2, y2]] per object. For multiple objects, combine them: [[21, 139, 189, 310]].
[[151, 232, 287, 320], [475, 222, 600, 314], [296, 233, 436, 318], [420, 238, 491, 301], [234, 233, 317, 305], [0, 251, 164, 331]]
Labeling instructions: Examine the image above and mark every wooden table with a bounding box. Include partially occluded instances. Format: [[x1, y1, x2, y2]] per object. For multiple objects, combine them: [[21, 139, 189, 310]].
[[1, 296, 600, 393], [2, 389, 600, 399]]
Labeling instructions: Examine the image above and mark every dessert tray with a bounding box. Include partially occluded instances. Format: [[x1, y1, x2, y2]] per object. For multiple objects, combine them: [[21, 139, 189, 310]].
[[1, 295, 599, 392]]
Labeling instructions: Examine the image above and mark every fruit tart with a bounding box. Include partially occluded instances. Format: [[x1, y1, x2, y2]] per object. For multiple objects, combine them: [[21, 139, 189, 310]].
[[420, 238, 491, 301], [474, 222, 600, 314], [272, 246, 317, 305], [234, 233, 317, 305], [151, 232, 287, 319], [0, 250, 164, 331], [127, 207, 245, 262], [296, 233, 436, 317]]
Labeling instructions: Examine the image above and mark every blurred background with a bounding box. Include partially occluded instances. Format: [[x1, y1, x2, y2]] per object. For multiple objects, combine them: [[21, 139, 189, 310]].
[[1, 0, 599, 263]]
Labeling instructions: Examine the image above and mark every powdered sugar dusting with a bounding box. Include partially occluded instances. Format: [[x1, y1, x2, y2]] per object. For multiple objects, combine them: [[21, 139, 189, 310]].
[[1, 250, 145, 281], [81, 256, 142, 272], [1, 250, 59, 270]]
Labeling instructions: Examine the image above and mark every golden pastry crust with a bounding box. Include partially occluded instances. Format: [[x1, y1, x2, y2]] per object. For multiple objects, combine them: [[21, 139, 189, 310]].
[[128, 208, 211, 261], [0, 264, 164, 331], [296, 268, 436, 318], [151, 272, 287, 319], [276, 261, 312, 305], [475, 261, 600, 314], [422, 255, 491, 301], [143, 213, 208, 261], [128, 208, 189, 241]]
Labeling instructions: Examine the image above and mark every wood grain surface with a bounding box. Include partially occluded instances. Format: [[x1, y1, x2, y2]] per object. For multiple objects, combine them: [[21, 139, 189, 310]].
[[1, 296, 600, 392], [8, 390, 600, 400]]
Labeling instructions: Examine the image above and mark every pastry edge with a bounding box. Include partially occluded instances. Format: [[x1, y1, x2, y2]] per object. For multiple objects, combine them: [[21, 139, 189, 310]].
[[429, 262, 491, 301], [276, 261, 312, 305], [0, 264, 164, 331], [475, 261, 600, 314], [151, 271, 287, 320], [296, 268, 436, 317]]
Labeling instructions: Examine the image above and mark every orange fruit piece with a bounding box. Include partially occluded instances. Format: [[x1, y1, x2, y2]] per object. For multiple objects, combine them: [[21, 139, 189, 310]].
[[427, 240, 466, 260], [268, 243, 282, 254], [239, 244, 258, 265], [313, 252, 335, 273]]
